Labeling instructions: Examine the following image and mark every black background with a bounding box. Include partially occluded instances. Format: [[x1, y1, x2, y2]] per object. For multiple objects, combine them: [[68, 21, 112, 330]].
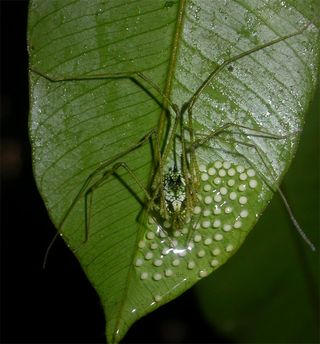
[[1, 1, 224, 343]]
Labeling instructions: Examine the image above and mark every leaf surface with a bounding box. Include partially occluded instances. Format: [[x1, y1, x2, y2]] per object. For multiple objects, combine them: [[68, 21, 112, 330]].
[[28, 1, 319, 342], [195, 84, 320, 342]]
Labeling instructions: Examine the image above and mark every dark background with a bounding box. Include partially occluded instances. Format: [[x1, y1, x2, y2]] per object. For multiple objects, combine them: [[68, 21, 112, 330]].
[[1, 2, 221, 343], [1, 1, 319, 344]]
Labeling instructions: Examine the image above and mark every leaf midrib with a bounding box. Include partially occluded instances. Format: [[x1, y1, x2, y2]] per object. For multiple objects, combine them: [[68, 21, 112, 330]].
[[157, 0, 187, 141], [111, 1, 189, 341]]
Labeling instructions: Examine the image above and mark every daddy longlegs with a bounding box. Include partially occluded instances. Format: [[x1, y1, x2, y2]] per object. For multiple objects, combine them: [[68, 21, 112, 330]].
[[30, 21, 316, 269]]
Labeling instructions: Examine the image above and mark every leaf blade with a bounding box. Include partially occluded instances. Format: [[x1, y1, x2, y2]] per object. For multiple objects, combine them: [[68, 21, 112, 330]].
[[28, 1, 319, 342]]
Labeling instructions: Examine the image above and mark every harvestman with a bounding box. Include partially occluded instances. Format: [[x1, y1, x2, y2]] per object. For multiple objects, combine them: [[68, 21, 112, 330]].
[[30, 22, 316, 266]]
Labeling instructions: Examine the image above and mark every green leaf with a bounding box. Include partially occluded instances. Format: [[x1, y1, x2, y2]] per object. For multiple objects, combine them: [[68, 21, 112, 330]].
[[28, 1, 319, 343], [194, 84, 320, 342]]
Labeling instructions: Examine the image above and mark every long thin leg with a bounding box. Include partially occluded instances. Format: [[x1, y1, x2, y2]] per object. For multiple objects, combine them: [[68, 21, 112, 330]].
[[84, 159, 180, 249], [56, 128, 156, 232], [42, 232, 59, 269], [192, 122, 295, 149], [42, 129, 157, 267], [184, 120, 291, 219], [180, 19, 307, 184], [186, 108, 200, 192], [220, 138, 278, 184], [185, 22, 311, 112], [136, 72, 179, 116], [44, 159, 160, 268], [148, 106, 183, 210], [194, 125, 316, 251], [29, 67, 179, 117], [220, 137, 316, 251], [277, 188, 316, 251], [179, 110, 192, 211], [153, 126, 168, 218], [83, 161, 153, 242], [30, 67, 181, 199], [193, 123, 285, 190]]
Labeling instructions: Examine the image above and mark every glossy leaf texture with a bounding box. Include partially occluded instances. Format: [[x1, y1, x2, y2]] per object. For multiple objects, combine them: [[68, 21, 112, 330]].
[[28, 1, 319, 343], [195, 83, 320, 343]]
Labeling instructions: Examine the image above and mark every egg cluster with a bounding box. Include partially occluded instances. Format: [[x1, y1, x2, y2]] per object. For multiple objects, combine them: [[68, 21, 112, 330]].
[[134, 160, 260, 301]]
